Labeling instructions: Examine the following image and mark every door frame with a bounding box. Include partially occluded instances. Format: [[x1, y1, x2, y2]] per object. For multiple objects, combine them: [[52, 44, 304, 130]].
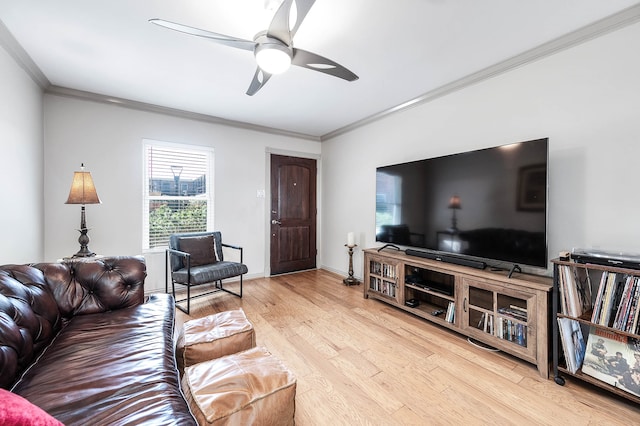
[[264, 148, 321, 277]]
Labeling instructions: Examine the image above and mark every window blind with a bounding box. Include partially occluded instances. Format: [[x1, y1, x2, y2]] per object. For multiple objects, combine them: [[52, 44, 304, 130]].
[[143, 141, 213, 249]]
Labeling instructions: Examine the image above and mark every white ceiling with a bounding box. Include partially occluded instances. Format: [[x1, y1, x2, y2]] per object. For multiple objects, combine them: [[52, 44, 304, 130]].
[[1, 0, 639, 139]]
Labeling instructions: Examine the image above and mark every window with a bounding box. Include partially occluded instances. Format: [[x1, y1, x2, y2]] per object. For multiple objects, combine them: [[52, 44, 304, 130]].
[[143, 140, 213, 250], [375, 172, 402, 235]]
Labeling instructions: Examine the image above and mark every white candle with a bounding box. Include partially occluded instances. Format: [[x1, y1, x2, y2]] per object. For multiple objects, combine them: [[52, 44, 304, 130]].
[[347, 232, 355, 247]]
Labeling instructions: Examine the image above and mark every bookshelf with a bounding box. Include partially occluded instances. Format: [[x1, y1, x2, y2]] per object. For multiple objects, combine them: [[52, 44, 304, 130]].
[[364, 248, 552, 377], [552, 259, 640, 403]]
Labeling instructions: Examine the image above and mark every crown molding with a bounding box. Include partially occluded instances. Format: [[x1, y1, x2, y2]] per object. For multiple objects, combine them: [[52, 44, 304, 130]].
[[0, 14, 319, 142], [45, 85, 321, 142], [0, 19, 49, 89], [320, 3, 640, 141], [3, 5, 639, 143]]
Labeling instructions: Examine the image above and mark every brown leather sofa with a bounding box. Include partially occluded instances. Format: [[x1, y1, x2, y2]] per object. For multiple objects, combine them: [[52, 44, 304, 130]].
[[0, 256, 196, 425]]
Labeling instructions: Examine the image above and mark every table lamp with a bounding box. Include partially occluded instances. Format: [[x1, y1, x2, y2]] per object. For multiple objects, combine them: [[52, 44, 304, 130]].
[[65, 163, 101, 257], [448, 195, 461, 233]]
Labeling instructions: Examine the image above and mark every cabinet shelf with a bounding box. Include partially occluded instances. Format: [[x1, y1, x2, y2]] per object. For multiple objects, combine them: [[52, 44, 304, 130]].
[[368, 288, 398, 300], [557, 312, 640, 340], [364, 248, 551, 378], [405, 302, 449, 321], [405, 283, 455, 302], [556, 366, 640, 404]]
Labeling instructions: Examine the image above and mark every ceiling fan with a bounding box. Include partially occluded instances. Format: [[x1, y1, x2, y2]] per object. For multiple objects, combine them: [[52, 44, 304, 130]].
[[150, 0, 358, 96]]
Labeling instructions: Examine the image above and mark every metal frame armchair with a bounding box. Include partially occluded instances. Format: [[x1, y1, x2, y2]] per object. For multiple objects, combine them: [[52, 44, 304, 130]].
[[166, 231, 247, 314]]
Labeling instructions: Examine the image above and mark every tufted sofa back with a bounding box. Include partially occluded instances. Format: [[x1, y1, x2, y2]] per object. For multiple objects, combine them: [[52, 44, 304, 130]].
[[0, 265, 61, 390], [0, 256, 146, 389], [34, 257, 146, 319]]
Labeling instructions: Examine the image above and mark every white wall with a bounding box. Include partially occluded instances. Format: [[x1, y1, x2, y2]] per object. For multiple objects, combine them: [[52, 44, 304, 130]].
[[0, 44, 44, 263], [43, 96, 321, 291], [321, 21, 640, 279], [7, 19, 640, 284]]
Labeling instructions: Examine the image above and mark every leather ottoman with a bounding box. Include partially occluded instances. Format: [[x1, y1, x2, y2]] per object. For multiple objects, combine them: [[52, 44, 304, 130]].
[[176, 308, 256, 374], [182, 346, 296, 425]]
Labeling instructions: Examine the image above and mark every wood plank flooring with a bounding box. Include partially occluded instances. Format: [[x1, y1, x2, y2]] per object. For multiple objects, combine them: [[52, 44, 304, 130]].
[[174, 269, 640, 425]]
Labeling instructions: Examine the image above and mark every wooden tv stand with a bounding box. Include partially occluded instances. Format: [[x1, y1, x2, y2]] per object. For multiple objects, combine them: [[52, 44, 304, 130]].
[[363, 248, 552, 378]]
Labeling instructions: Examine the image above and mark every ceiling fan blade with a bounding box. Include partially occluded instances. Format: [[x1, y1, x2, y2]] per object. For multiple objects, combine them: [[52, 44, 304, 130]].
[[292, 48, 358, 81], [246, 67, 273, 96], [149, 19, 256, 51], [267, 0, 316, 45]]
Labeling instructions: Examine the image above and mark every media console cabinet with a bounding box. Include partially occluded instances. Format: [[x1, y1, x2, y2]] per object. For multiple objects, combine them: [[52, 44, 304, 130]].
[[363, 248, 553, 378]]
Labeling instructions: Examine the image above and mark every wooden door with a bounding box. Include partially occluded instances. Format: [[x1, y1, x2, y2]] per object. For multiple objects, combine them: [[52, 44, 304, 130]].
[[270, 154, 317, 275]]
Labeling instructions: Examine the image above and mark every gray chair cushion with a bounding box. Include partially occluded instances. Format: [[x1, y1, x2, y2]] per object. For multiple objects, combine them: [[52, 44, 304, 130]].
[[172, 262, 248, 286]]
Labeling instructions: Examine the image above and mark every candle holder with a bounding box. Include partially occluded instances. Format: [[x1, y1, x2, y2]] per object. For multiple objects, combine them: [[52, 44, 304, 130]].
[[343, 244, 360, 286]]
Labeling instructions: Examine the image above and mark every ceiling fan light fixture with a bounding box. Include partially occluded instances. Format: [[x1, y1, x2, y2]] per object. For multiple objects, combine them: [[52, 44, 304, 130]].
[[255, 42, 292, 74], [151, 0, 357, 95]]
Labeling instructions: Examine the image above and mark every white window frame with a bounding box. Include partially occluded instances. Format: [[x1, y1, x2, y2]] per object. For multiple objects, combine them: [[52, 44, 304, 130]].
[[142, 139, 214, 251]]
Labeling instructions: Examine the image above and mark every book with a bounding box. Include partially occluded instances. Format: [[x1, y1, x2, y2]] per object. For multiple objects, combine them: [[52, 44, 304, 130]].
[[631, 282, 640, 334], [599, 273, 618, 326], [498, 306, 527, 322], [574, 266, 592, 315], [613, 276, 637, 331], [480, 313, 494, 334], [445, 301, 455, 323], [563, 265, 581, 317], [591, 271, 609, 323], [581, 327, 640, 397], [478, 313, 485, 329], [557, 318, 586, 374], [557, 265, 592, 318]]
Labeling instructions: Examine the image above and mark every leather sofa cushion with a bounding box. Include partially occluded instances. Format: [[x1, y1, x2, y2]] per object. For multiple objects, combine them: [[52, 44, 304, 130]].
[[11, 294, 196, 426], [0, 257, 146, 390]]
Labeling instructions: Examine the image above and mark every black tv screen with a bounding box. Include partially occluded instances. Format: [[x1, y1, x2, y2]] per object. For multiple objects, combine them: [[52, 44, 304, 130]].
[[375, 138, 548, 268]]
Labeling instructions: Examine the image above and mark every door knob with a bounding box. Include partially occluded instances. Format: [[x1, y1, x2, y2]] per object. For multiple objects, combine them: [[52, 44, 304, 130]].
[[271, 219, 282, 225]]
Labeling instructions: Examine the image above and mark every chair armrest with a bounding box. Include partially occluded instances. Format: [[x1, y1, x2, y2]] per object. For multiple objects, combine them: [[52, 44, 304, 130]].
[[166, 248, 190, 259], [166, 248, 192, 293], [221, 243, 244, 263], [166, 248, 192, 269]]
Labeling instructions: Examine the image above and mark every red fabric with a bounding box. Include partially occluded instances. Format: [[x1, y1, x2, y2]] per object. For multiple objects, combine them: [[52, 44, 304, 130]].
[[0, 389, 63, 426]]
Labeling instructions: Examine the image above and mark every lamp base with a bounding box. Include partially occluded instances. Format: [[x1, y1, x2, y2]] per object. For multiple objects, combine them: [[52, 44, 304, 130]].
[[343, 277, 360, 286], [73, 227, 95, 258], [344, 244, 360, 286], [72, 250, 96, 258]]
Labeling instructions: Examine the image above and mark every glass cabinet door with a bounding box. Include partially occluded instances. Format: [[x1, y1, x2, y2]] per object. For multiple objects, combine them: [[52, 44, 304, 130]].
[[367, 257, 401, 304], [463, 278, 533, 350]]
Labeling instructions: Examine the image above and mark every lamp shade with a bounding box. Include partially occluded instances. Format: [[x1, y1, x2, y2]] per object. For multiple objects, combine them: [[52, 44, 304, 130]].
[[448, 195, 461, 209], [65, 168, 101, 205]]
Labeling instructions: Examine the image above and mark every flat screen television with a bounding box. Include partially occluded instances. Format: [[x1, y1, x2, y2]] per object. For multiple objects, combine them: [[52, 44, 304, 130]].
[[375, 138, 548, 269]]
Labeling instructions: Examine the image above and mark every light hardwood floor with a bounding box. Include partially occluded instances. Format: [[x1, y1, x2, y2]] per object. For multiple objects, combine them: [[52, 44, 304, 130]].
[[174, 269, 640, 425]]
